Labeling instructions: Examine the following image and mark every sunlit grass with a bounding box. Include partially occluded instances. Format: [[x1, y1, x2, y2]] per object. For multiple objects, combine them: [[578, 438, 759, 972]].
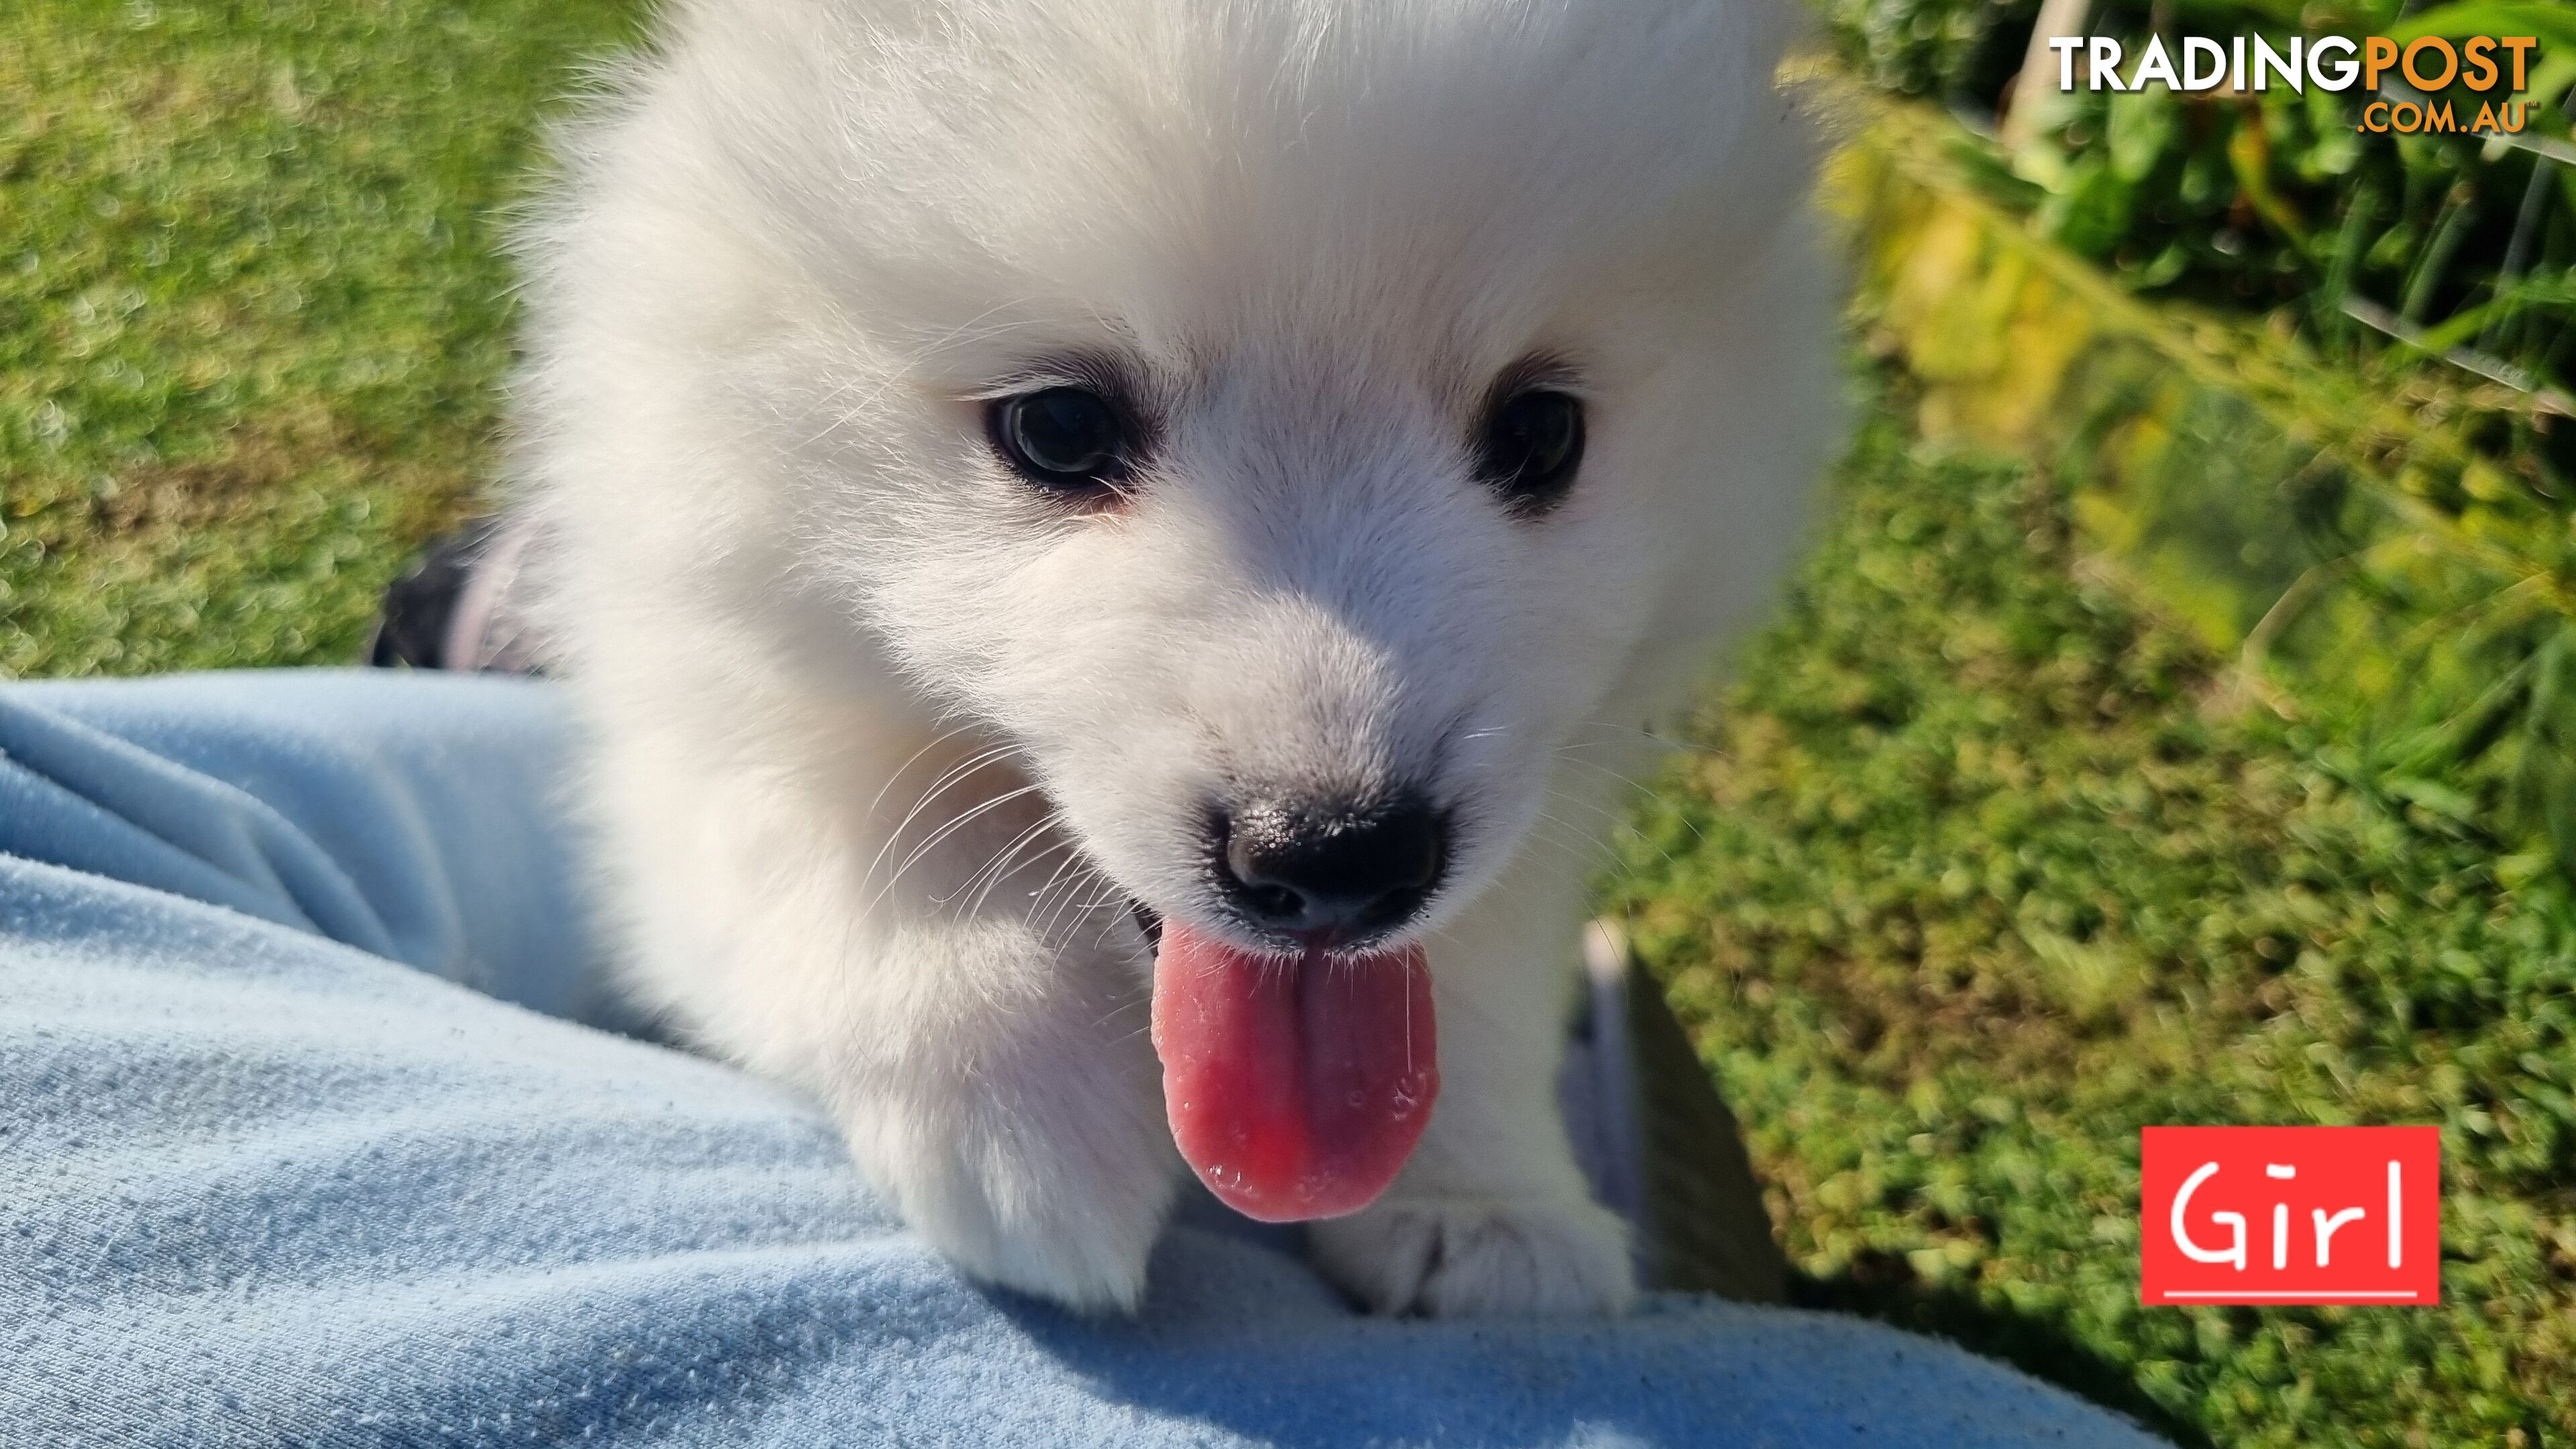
[[0, 0, 646, 674], [1614, 402, 2576, 1447]]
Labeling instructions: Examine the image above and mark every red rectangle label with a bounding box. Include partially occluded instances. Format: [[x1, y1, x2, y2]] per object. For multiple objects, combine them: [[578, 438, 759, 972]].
[[2140, 1126, 2439, 1306]]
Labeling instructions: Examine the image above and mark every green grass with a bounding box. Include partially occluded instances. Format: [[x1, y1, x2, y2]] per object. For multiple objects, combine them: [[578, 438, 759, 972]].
[[1613, 401, 2576, 1446], [8, 2, 2573, 1444], [0, 0, 645, 674]]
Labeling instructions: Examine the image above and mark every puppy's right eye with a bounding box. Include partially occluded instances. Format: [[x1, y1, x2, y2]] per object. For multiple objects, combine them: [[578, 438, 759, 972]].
[[989, 387, 1133, 496], [1475, 388, 1584, 517]]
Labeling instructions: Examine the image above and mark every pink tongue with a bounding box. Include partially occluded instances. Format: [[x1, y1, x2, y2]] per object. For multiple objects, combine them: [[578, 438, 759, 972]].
[[1150, 922, 1437, 1222]]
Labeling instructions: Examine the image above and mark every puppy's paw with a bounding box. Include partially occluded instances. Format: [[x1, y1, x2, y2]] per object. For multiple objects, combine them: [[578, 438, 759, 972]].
[[1310, 1194, 1638, 1317], [852, 1095, 1178, 1314], [826, 921, 1181, 1314]]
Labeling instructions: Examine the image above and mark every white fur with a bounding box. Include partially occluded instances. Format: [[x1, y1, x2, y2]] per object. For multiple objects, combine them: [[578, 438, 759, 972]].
[[515, 0, 1838, 1315]]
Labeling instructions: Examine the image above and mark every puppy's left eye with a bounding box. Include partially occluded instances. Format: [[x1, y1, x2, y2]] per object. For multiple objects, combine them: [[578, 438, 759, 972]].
[[989, 386, 1133, 496], [1476, 388, 1584, 515]]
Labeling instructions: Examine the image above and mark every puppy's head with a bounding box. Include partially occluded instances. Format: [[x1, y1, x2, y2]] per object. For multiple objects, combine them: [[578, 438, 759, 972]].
[[544, 0, 1831, 953]]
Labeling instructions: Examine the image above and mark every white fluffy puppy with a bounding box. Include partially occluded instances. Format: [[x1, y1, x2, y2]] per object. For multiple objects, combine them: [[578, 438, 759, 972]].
[[517, 0, 1836, 1317]]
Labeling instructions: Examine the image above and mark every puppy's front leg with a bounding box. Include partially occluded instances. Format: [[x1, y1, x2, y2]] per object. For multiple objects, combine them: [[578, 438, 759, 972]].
[[1309, 830, 1638, 1317], [616, 729, 1181, 1311], [828, 910, 1180, 1311]]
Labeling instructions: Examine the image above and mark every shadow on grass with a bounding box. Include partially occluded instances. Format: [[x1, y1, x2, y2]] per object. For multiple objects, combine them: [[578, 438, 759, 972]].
[[1789, 1257, 2210, 1449]]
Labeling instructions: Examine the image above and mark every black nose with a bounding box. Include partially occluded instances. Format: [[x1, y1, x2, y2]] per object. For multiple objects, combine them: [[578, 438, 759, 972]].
[[1210, 794, 1445, 941]]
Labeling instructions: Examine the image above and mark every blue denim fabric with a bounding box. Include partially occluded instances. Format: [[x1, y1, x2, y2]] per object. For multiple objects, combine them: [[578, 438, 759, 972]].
[[0, 669, 2163, 1447]]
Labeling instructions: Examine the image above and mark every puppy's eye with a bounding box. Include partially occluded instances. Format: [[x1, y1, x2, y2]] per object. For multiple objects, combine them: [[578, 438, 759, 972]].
[[989, 386, 1132, 494], [1477, 388, 1584, 515]]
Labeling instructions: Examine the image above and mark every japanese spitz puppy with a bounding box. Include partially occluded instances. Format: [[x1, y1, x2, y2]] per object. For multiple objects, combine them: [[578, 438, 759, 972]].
[[517, 0, 1835, 1316]]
